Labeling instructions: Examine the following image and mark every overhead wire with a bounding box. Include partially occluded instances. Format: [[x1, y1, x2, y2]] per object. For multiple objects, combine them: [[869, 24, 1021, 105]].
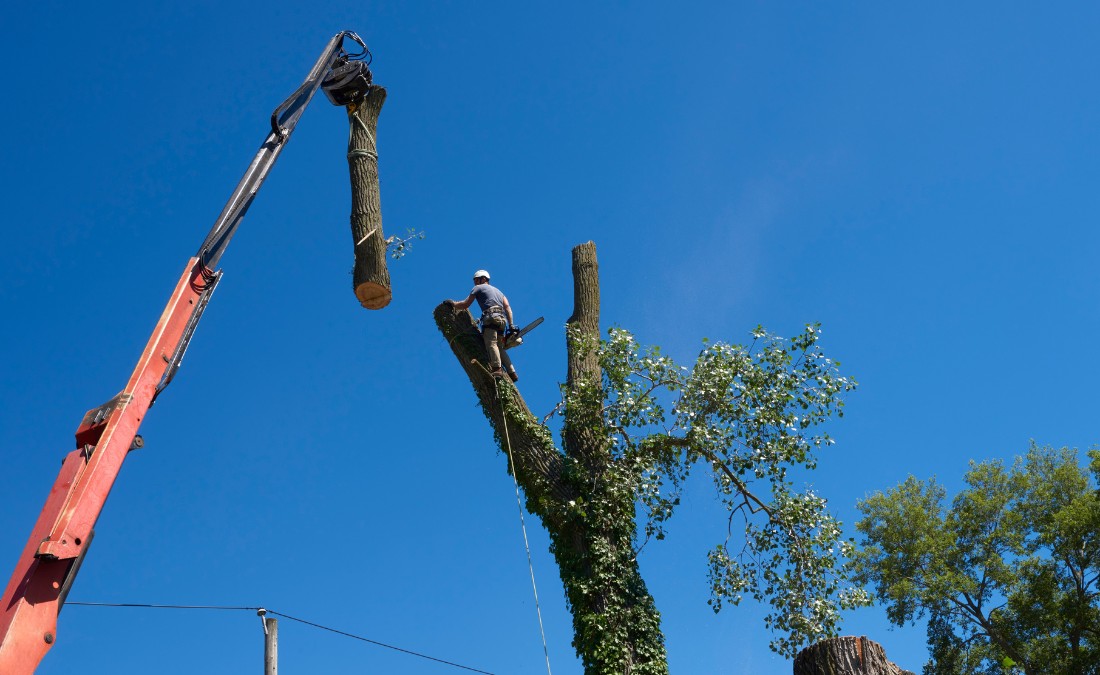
[[70, 363, 556, 675], [266, 609, 494, 674], [65, 601, 495, 674]]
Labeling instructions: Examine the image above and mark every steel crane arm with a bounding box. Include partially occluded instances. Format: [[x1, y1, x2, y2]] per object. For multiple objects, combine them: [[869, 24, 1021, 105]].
[[198, 30, 367, 270]]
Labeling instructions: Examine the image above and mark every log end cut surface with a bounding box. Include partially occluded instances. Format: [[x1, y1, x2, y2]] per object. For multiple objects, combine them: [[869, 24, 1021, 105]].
[[356, 281, 392, 310]]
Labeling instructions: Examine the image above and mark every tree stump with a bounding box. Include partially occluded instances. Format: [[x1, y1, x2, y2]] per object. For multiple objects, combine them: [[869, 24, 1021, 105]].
[[793, 636, 914, 675], [345, 85, 391, 309]]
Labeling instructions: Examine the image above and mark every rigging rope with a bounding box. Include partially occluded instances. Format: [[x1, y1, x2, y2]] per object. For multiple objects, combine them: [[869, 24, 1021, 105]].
[[495, 378, 554, 675], [348, 113, 379, 162]]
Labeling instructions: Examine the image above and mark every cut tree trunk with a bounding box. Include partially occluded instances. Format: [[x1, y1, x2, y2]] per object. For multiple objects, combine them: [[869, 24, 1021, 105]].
[[793, 636, 915, 675], [563, 242, 606, 469], [566, 241, 600, 388], [433, 242, 669, 674], [345, 85, 391, 309]]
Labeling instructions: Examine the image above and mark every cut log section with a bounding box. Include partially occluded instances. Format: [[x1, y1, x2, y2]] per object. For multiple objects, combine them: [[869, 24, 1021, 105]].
[[345, 85, 391, 309]]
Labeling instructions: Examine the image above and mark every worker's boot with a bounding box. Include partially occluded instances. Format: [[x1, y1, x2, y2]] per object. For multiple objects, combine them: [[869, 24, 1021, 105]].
[[490, 368, 505, 379], [508, 368, 519, 383]]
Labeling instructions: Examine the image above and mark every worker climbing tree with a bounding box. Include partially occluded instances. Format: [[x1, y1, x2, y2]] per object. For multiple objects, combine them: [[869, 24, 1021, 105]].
[[451, 269, 520, 382], [434, 241, 868, 674]]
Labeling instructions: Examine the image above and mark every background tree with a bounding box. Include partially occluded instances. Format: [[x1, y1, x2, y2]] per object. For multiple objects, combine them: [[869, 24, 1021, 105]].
[[852, 444, 1100, 675], [434, 242, 865, 674]]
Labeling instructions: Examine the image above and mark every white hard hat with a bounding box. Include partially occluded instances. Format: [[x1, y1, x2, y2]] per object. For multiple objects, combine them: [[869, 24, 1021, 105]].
[[473, 269, 491, 280]]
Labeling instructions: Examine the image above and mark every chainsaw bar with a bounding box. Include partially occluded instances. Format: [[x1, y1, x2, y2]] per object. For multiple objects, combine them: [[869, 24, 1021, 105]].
[[504, 316, 544, 349]]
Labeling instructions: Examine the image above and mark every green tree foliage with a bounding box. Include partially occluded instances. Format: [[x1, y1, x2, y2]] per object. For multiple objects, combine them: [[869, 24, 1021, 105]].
[[853, 444, 1100, 675], [587, 325, 868, 658]]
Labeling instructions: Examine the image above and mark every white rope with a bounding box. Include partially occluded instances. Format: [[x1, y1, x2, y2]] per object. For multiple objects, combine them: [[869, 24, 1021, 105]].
[[348, 111, 379, 246], [348, 113, 378, 162], [496, 380, 554, 675]]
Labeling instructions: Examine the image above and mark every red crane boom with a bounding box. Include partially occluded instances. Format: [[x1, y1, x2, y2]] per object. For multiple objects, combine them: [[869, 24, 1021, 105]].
[[0, 31, 372, 673]]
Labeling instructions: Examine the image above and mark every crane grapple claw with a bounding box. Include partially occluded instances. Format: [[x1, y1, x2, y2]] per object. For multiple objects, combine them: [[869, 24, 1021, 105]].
[[322, 58, 373, 106]]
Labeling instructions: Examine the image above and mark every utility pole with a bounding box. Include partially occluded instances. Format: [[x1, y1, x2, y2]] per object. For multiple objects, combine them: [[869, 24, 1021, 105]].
[[258, 608, 278, 675]]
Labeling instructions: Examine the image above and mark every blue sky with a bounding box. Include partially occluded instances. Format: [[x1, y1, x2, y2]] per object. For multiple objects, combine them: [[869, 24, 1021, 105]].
[[2, 3, 1099, 673]]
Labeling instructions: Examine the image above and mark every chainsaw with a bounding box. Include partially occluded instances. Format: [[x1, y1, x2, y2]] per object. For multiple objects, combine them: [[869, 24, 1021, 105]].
[[504, 316, 544, 349]]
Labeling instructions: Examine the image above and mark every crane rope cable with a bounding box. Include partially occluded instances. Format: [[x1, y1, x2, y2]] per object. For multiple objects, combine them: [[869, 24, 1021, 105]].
[[494, 378, 554, 675], [65, 601, 495, 674]]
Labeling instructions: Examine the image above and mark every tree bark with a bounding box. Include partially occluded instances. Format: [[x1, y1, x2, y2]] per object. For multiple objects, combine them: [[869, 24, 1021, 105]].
[[793, 637, 915, 675], [563, 242, 607, 469], [566, 241, 601, 388], [433, 242, 669, 674], [346, 86, 391, 309]]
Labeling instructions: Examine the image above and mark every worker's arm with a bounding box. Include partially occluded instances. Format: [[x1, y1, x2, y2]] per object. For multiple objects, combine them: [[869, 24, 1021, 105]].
[[453, 293, 475, 310], [502, 295, 514, 326]]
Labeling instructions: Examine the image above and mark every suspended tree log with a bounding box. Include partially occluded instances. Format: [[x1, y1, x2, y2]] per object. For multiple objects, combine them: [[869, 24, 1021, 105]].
[[434, 242, 669, 674], [345, 85, 391, 309], [793, 637, 915, 675]]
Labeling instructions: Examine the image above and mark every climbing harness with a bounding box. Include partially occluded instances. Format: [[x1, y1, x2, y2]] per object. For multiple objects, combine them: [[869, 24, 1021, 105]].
[[493, 377, 554, 675]]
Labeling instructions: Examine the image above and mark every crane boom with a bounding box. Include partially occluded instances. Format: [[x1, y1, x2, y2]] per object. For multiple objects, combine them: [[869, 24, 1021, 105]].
[[0, 31, 370, 673]]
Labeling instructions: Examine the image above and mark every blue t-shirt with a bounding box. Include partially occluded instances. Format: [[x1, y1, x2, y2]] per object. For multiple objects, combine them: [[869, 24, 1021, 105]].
[[469, 284, 506, 314]]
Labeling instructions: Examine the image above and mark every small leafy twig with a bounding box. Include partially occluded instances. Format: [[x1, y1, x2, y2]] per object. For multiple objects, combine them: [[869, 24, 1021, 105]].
[[385, 228, 426, 259]]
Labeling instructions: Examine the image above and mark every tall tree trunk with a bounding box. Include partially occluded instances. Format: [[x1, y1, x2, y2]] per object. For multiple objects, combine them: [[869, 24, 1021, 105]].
[[794, 637, 915, 675], [563, 242, 606, 469], [346, 86, 391, 309], [433, 242, 668, 674], [566, 242, 601, 389]]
